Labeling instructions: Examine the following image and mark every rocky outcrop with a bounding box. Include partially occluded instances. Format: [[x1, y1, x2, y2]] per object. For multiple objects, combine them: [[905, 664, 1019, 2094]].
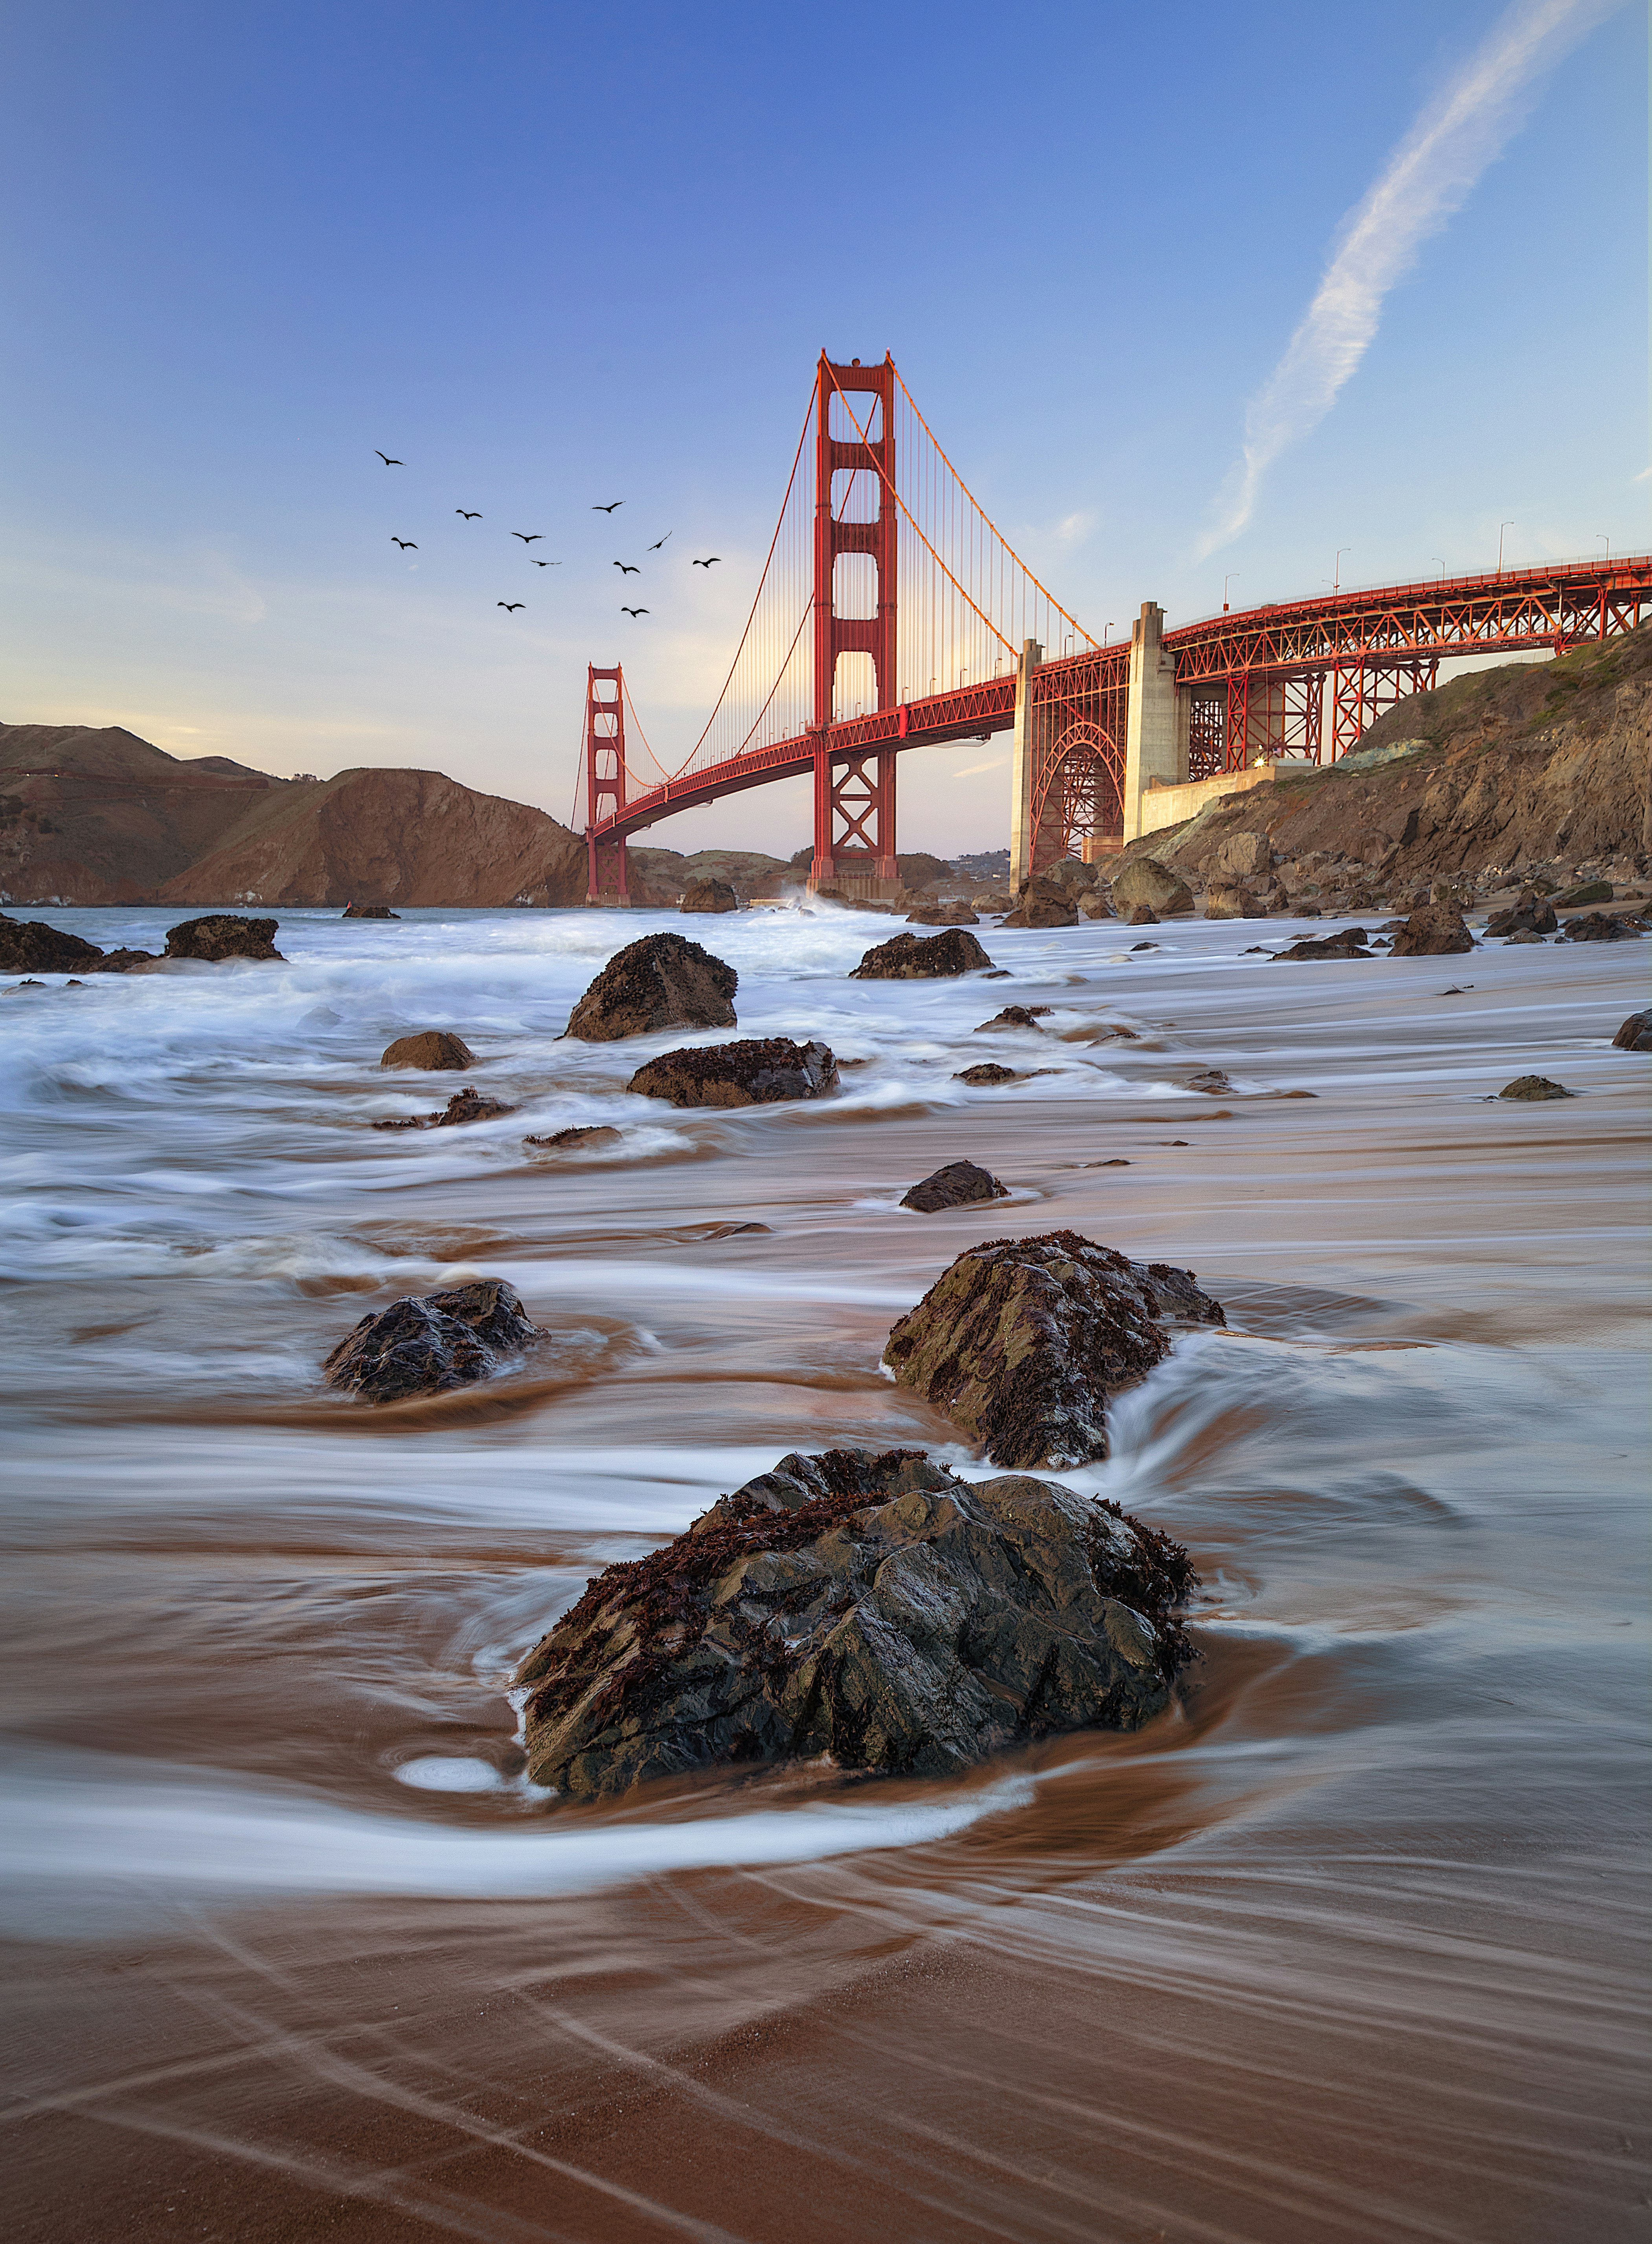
[[1388, 904, 1473, 958], [851, 929, 993, 979], [1270, 930, 1373, 961], [627, 1037, 838, 1108], [1560, 911, 1646, 942], [513, 1445, 1198, 1798], [680, 877, 739, 914], [564, 932, 738, 1043], [900, 1160, 1010, 1213], [0, 913, 105, 973], [165, 914, 283, 962], [380, 1031, 476, 1071], [883, 1232, 1224, 1469], [344, 902, 399, 919], [1498, 1076, 1575, 1100], [323, 1279, 539, 1403], [1486, 891, 1558, 937], [906, 901, 980, 926], [373, 1086, 515, 1129], [1613, 1010, 1652, 1050], [1112, 858, 1193, 917], [1001, 877, 1078, 930]]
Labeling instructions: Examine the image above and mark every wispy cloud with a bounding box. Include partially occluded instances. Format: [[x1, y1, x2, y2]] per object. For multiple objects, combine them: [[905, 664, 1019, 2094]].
[[1197, 0, 1618, 558]]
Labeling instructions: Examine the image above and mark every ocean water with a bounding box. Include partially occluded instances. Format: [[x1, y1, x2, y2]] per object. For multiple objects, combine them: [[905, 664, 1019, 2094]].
[[2, 900, 1647, 2242]]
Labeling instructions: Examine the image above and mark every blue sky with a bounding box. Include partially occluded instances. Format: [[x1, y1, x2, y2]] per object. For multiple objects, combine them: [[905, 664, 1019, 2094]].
[[2, 0, 1643, 857]]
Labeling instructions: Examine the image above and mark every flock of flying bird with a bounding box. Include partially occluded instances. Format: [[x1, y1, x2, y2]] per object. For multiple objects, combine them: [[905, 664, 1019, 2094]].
[[373, 449, 720, 620]]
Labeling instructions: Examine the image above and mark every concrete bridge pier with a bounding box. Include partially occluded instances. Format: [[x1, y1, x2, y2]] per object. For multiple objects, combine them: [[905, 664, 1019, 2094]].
[[1121, 600, 1183, 843], [1007, 637, 1044, 890]]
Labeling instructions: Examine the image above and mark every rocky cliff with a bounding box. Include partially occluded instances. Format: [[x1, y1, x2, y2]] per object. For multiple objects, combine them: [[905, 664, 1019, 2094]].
[[1126, 623, 1651, 896]]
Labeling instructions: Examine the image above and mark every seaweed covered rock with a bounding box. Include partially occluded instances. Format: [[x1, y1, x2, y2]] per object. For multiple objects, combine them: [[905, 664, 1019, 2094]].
[[323, 1278, 538, 1403], [0, 915, 105, 974], [525, 1123, 623, 1149], [514, 1445, 1198, 1798], [627, 1036, 838, 1108], [380, 1030, 476, 1071], [372, 1086, 515, 1129], [900, 1159, 1010, 1213], [1387, 904, 1473, 958], [564, 931, 738, 1042], [882, 1231, 1225, 1469], [851, 928, 993, 979], [164, 914, 283, 961]]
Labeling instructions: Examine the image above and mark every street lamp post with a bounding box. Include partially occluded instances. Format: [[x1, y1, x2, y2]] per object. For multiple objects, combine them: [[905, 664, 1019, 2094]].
[[1332, 548, 1351, 595], [1222, 573, 1239, 613], [1497, 521, 1514, 576]]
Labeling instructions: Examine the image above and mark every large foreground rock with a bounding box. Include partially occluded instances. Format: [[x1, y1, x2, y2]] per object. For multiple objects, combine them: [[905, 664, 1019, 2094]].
[[1112, 858, 1193, 917], [851, 928, 993, 979], [323, 1278, 538, 1403], [882, 1231, 1224, 1468], [1388, 904, 1473, 958], [514, 1445, 1198, 1798], [0, 914, 104, 973], [380, 1030, 476, 1070], [628, 1037, 838, 1108], [165, 914, 283, 962], [564, 932, 738, 1042]]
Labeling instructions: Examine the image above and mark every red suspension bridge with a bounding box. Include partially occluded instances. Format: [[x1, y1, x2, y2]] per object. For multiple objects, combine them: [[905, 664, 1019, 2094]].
[[581, 353, 1651, 902]]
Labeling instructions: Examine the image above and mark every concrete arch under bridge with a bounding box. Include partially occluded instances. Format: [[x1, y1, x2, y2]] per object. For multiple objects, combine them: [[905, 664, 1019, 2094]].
[[577, 354, 1652, 902]]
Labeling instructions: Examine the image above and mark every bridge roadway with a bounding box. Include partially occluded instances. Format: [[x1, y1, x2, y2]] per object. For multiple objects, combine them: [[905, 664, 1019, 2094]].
[[588, 552, 1650, 884]]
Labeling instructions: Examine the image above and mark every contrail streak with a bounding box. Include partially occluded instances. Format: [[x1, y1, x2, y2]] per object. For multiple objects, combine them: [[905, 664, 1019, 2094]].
[[1197, 0, 1619, 559]]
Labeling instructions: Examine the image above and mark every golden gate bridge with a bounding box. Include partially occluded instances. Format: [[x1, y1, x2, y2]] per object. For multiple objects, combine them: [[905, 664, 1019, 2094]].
[[580, 353, 1651, 903]]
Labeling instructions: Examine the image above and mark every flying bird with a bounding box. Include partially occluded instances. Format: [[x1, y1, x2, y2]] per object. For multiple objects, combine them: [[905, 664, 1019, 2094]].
[[391, 537, 417, 550], [511, 531, 542, 544], [456, 509, 481, 520], [613, 561, 639, 575], [375, 451, 403, 466], [692, 556, 722, 568], [647, 533, 672, 551], [497, 601, 524, 612], [529, 557, 559, 566], [591, 501, 624, 513], [621, 606, 649, 618]]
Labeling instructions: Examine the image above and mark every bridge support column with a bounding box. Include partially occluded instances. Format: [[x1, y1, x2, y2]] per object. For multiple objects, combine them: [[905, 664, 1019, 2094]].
[[1007, 638, 1043, 890], [583, 664, 632, 906], [1122, 601, 1182, 843]]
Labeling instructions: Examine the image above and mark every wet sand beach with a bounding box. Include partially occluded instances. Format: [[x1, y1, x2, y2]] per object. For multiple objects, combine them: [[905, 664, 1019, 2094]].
[[2, 904, 1647, 2241]]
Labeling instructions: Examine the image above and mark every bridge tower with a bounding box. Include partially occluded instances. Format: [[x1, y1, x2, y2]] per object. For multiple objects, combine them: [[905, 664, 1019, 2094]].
[[584, 664, 630, 905], [810, 353, 899, 897]]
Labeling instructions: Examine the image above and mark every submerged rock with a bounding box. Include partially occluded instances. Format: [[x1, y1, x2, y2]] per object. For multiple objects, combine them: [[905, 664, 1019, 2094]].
[[164, 914, 283, 962], [1388, 904, 1473, 958], [564, 931, 738, 1042], [380, 1030, 477, 1070], [1559, 910, 1646, 943], [88, 948, 159, 972], [373, 1086, 515, 1129], [953, 1062, 1023, 1086], [627, 1037, 838, 1108], [976, 1005, 1049, 1032], [1612, 1009, 1652, 1051], [1270, 930, 1373, 961], [525, 1124, 623, 1149], [343, 903, 400, 919], [900, 1159, 1011, 1213], [1498, 1075, 1576, 1101], [851, 928, 993, 979], [882, 1230, 1225, 1469], [680, 877, 739, 914], [323, 1278, 539, 1403], [514, 1445, 1198, 1798], [0, 915, 105, 974]]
